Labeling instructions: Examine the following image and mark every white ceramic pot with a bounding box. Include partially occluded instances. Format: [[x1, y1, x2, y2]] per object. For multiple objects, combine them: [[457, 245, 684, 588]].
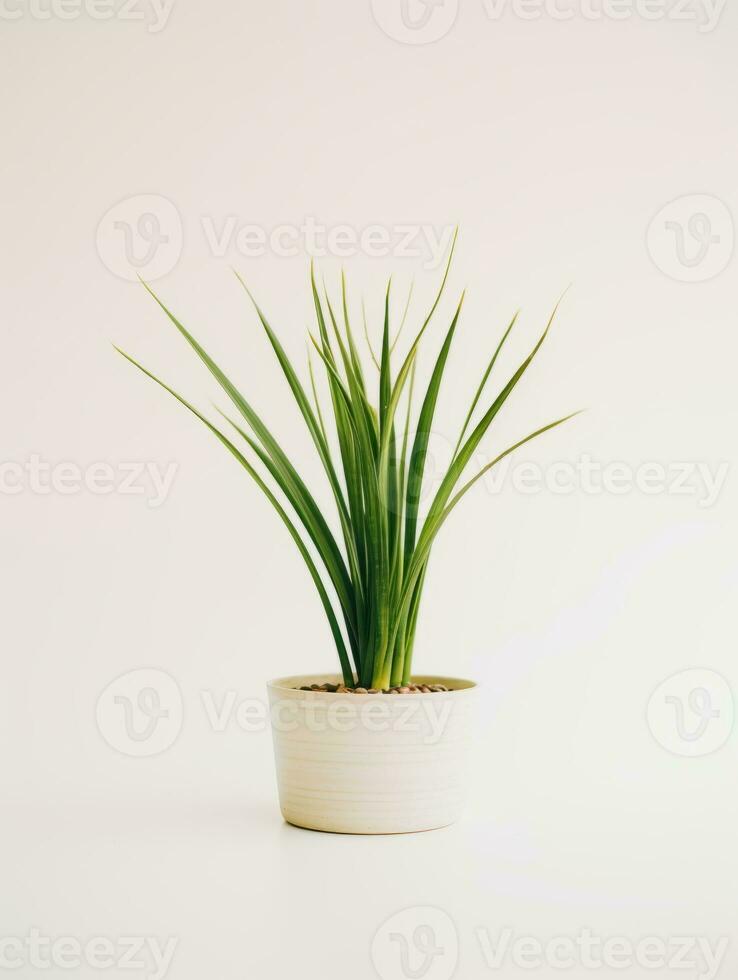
[[267, 674, 477, 834]]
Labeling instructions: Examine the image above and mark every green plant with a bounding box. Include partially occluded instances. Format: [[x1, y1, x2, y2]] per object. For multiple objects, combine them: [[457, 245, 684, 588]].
[[117, 238, 578, 689]]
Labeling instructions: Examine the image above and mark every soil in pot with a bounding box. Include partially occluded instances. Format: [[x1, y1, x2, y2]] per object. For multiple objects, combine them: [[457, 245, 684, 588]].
[[296, 683, 451, 693]]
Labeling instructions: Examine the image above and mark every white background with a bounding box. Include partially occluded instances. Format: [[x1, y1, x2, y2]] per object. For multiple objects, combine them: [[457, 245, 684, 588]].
[[1, 1, 737, 978]]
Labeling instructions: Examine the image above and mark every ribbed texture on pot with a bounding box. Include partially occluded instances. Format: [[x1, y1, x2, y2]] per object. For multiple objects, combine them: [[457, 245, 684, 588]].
[[267, 674, 476, 834]]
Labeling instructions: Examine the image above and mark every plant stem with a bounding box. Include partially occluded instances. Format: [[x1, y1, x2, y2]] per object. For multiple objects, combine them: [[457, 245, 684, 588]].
[[372, 664, 391, 690]]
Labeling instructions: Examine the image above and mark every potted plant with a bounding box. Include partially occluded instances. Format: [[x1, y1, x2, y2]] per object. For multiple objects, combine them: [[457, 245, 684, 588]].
[[117, 237, 578, 834]]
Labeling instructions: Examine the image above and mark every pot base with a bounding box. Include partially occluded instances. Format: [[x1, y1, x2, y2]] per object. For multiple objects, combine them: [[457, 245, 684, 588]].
[[283, 815, 456, 836]]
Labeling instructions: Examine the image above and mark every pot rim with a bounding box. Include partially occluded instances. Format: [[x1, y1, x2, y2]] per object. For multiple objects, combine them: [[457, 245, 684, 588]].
[[267, 673, 478, 695]]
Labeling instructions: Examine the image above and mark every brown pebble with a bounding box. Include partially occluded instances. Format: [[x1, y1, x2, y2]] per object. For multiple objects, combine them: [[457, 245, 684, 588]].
[[419, 685, 431, 693], [299, 685, 312, 691], [354, 687, 368, 694], [398, 686, 410, 694], [389, 688, 400, 694], [323, 683, 338, 692], [367, 689, 379, 694], [336, 685, 348, 693]]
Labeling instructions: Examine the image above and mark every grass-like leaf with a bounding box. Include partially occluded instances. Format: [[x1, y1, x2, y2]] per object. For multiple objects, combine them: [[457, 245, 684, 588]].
[[118, 249, 579, 688]]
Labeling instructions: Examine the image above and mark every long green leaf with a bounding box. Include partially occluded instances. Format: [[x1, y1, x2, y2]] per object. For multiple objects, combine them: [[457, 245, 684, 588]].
[[404, 292, 465, 561], [119, 250, 578, 689], [452, 310, 518, 459], [393, 411, 581, 655], [233, 271, 365, 613], [139, 281, 357, 639], [114, 346, 355, 686]]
